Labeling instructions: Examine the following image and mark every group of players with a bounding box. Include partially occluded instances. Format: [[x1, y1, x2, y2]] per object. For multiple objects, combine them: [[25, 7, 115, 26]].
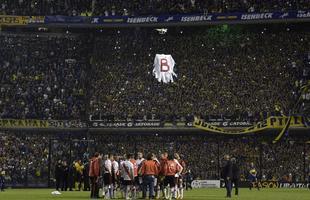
[[89, 152, 187, 200]]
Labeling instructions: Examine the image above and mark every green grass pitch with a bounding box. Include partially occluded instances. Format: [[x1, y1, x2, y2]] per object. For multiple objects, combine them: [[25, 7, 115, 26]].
[[0, 188, 309, 200]]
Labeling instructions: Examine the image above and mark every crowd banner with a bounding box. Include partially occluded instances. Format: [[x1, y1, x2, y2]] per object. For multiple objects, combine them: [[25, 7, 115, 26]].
[[0, 119, 49, 128], [0, 15, 29, 25], [39, 10, 310, 25], [194, 116, 308, 134], [0, 15, 45, 25], [0, 119, 87, 129], [267, 116, 306, 128]]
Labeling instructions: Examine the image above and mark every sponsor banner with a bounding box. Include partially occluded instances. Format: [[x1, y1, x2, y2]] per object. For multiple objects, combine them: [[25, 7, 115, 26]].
[[2, 10, 309, 26], [91, 120, 162, 128], [208, 121, 252, 127], [191, 180, 221, 188], [89, 10, 310, 25], [45, 15, 89, 24], [48, 120, 87, 128], [186, 121, 252, 127], [0, 15, 29, 25], [278, 182, 310, 188], [297, 10, 310, 18], [194, 116, 308, 134], [194, 118, 268, 134], [235, 181, 309, 188]]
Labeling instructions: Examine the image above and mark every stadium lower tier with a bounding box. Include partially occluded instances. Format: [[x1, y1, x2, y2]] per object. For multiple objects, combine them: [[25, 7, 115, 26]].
[[0, 131, 309, 188]]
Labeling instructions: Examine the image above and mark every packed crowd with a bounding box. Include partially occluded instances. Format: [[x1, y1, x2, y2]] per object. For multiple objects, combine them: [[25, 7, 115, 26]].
[[90, 26, 309, 121], [1, 131, 309, 187], [0, 132, 49, 186], [0, 25, 309, 121], [0, 0, 309, 16], [0, 33, 89, 120]]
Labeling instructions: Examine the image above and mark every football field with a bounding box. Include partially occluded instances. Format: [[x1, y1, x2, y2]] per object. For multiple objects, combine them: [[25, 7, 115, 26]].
[[0, 188, 309, 200]]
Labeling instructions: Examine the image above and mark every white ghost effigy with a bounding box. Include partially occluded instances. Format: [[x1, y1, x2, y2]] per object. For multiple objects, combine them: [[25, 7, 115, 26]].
[[153, 54, 177, 83]]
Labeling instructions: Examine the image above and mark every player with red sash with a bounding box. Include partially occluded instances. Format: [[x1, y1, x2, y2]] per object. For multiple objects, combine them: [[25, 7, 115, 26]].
[[174, 153, 186, 199], [129, 154, 139, 199], [103, 154, 113, 199], [111, 156, 119, 198], [136, 152, 145, 197]]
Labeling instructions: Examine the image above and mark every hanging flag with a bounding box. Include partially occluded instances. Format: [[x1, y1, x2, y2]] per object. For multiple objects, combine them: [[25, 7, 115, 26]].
[[153, 54, 177, 83]]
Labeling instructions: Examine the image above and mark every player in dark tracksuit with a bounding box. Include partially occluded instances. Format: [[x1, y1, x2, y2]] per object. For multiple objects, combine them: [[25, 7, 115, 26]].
[[61, 161, 69, 191], [231, 158, 240, 196], [55, 160, 63, 191], [222, 155, 233, 198], [0, 171, 5, 191]]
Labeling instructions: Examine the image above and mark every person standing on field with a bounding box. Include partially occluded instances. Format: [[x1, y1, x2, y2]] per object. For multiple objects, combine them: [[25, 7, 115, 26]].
[[231, 158, 240, 196], [141, 153, 159, 199], [121, 154, 135, 200], [222, 155, 232, 198], [89, 152, 101, 199]]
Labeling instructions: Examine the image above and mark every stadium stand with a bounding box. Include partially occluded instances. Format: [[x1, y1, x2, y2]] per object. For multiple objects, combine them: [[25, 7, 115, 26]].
[[0, 1, 309, 191], [0, 33, 90, 120], [0, 0, 309, 16], [89, 26, 309, 122], [0, 25, 309, 121]]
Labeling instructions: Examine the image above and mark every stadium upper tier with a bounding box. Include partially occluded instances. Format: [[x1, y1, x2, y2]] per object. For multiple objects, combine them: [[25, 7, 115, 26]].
[[0, 24, 309, 121], [0, 0, 309, 16]]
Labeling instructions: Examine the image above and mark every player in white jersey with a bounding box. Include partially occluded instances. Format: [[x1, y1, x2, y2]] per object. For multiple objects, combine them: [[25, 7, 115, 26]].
[[136, 152, 145, 169], [121, 154, 135, 200], [136, 152, 145, 197], [103, 154, 113, 199], [112, 157, 119, 198], [174, 153, 185, 199], [119, 155, 126, 199]]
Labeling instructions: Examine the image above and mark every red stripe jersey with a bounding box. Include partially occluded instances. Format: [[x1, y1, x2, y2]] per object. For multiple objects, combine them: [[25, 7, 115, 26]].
[[130, 159, 138, 177]]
